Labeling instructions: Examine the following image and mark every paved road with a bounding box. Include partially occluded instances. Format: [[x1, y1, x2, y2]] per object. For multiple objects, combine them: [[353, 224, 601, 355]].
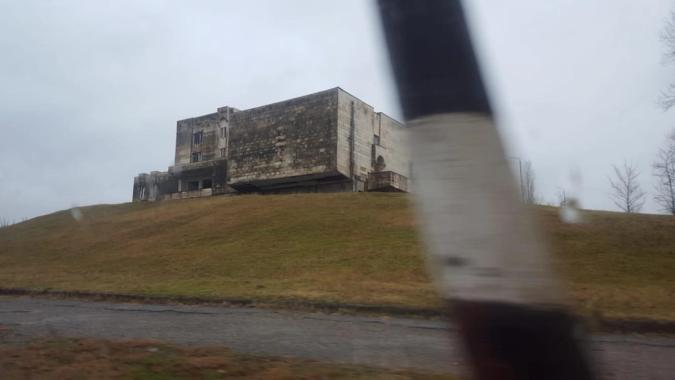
[[0, 297, 673, 379]]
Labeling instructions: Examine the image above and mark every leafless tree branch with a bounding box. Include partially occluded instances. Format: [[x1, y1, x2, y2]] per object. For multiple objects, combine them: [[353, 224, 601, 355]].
[[659, 12, 675, 109], [608, 161, 646, 213], [653, 132, 675, 214]]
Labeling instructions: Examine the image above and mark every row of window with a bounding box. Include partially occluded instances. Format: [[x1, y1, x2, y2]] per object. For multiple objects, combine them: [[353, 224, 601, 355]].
[[186, 179, 212, 191], [192, 131, 203, 145], [192, 128, 226, 145], [190, 129, 227, 163], [190, 148, 227, 163]]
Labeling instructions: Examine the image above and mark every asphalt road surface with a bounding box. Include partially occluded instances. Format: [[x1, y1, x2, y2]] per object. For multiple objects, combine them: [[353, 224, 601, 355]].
[[0, 297, 673, 379]]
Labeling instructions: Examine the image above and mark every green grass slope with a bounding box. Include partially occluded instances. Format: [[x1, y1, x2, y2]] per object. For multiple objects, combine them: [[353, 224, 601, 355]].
[[0, 193, 672, 321]]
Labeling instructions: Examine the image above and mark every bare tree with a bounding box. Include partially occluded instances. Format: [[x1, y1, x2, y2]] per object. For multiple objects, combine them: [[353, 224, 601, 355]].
[[609, 161, 646, 213], [660, 12, 675, 109], [653, 133, 675, 214], [522, 161, 537, 204]]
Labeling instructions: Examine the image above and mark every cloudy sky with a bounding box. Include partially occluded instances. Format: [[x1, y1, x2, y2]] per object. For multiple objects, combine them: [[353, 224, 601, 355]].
[[1, 0, 674, 221]]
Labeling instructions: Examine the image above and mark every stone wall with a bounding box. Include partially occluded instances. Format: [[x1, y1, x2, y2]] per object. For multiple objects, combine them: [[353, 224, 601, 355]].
[[373, 112, 410, 179], [228, 88, 339, 188], [336, 88, 409, 191], [336, 89, 373, 190], [175, 112, 225, 165]]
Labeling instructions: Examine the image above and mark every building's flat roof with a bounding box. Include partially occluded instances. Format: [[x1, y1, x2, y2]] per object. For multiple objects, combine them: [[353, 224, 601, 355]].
[[234, 87, 340, 114], [176, 112, 218, 124], [176, 87, 403, 125]]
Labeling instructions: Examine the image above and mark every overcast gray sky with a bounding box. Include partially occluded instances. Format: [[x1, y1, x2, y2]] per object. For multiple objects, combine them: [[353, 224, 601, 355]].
[[1, 0, 674, 221]]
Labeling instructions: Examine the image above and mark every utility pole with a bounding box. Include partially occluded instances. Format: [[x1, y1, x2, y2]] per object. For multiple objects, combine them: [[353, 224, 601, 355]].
[[376, 1, 595, 379]]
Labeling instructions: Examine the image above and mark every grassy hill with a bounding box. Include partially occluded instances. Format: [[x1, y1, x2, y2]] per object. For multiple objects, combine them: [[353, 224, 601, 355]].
[[0, 193, 673, 321]]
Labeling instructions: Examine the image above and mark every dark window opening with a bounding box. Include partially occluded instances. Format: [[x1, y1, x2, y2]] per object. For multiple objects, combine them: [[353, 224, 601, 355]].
[[373, 134, 381, 145], [371, 145, 376, 167], [187, 181, 199, 191], [193, 131, 203, 145], [202, 179, 212, 189], [191, 152, 201, 163], [220, 148, 226, 158], [375, 155, 386, 172]]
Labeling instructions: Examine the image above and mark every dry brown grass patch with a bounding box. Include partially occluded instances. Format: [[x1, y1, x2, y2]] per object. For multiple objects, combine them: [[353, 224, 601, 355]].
[[0, 193, 672, 321]]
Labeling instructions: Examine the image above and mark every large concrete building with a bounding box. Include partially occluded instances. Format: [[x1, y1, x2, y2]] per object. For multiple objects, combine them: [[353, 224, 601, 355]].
[[132, 88, 410, 202]]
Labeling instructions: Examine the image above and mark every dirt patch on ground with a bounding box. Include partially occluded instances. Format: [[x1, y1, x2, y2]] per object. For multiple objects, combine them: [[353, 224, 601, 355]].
[[0, 337, 457, 380]]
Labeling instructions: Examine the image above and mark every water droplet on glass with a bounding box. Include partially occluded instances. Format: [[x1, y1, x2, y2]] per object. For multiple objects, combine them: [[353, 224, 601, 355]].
[[559, 197, 582, 224], [559, 206, 580, 224], [70, 207, 83, 222]]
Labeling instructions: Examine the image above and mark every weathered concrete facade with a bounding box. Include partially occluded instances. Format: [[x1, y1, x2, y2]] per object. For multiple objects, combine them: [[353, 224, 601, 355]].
[[133, 88, 409, 201]]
